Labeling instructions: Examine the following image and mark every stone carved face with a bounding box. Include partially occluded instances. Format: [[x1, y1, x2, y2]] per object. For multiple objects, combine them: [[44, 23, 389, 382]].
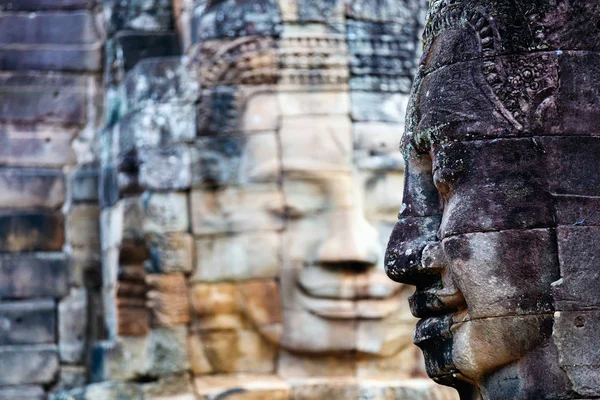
[[386, 0, 600, 397], [191, 92, 416, 365]]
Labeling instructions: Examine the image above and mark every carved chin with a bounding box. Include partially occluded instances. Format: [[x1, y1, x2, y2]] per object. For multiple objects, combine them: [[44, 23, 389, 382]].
[[450, 314, 550, 382]]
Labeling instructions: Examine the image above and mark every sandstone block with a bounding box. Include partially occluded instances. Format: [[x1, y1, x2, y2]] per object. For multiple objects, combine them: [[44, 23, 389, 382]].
[[0, 11, 103, 71], [0, 72, 89, 125], [0, 168, 64, 209], [0, 212, 64, 252], [0, 344, 59, 385], [277, 90, 349, 116], [0, 0, 94, 10], [54, 365, 87, 391], [194, 374, 290, 400], [192, 0, 281, 41], [540, 137, 600, 197], [107, 32, 181, 74], [0, 299, 55, 345], [0, 253, 68, 299], [0, 385, 45, 400], [554, 310, 600, 397], [554, 194, 600, 227], [192, 133, 280, 188], [280, 116, 352, 171], [197, 87, 279, 134], [146, 273, 191, 327], [137, 145, 192, 190], [350, 92, 409, 123], [71, 164, 99, 203], [297, 0, 344, 24], [193, 232, 280, 282], [124, 57, 198, 109], [82, 382, 144, 400], [433, 139, 554, 238], [0, 124, 75, 167], [93, 326, 189, 381], [360, 171, 404, 221], [147, 233, 194, 273], [59, 288, 87, 363], [106, 0, 174, 33], [353, 122, 404, 171], [439, 229, 557, 321], [554, 226, 600, 309], [68, 205, 101, 250], [188, 328, 277, 374], [142, 192, 190, 235], [118, 103, 196, 151], [191, 184, 283, 235], [141, 372, 195, 400]]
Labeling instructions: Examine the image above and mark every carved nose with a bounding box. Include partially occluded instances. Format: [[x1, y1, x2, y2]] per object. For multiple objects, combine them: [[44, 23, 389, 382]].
[[385, 215, 441, 285], [317, 209, 380, 267]]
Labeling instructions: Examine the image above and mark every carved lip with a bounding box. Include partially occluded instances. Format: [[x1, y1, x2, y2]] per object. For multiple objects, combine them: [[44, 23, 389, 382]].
[[296, 288, 404, 319], [297, 265, 402, 300], [408, 288, 464, 319], [413, 315, 453, 345]]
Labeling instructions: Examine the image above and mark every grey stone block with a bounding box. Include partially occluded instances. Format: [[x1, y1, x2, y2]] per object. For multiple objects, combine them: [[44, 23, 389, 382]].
[[0, 299, 56, 345], [0, 344, 59, 385], [0, 253, 69, 299]]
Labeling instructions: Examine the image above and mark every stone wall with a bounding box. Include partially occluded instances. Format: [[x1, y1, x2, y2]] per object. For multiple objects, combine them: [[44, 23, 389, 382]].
[[0, 1, 458, 399], [0, 0, 104, 398]]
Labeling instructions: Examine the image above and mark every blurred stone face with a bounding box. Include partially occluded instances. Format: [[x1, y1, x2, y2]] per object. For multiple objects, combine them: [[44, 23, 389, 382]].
[[386, 0, 600, 397], [189, 90, 415, 362]]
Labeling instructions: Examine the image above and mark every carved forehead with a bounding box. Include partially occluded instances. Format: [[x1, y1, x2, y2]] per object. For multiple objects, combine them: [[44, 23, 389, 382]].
[[423, 0, 600, 72]]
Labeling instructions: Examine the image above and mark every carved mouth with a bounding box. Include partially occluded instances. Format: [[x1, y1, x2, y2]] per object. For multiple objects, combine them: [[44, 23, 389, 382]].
[[294, 265, 407, 319], [296, 287, 404, 319], [408, 289, 463, 319]]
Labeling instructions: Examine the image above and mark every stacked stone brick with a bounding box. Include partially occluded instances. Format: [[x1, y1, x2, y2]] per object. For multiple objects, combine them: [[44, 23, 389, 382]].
[[0, 0, 104, 398], [2, 1, 458, 399]]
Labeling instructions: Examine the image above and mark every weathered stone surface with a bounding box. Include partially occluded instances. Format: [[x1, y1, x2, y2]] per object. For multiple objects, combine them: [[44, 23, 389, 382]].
[[141, 372, 196, 400], [59, 288, 87, 363], [0, 11, 103, 71], [54, 365, 87, 391], [93, 326, 189, 381], [192, 0, 281, 41], [142, 192, 190, 235], [196, 87, 278, 134], [71, 164, 99, 202], [137, 145, 192, 190], [277, 90, 349, 116], [0, 385, 45, 400], [104, 0, 174, 33], [191, 133, 279, 188], [68, 204, 100, 250], [280, 116, 352, 170], [0, 124, 75, 167], [116, 263, 148, 337], [147, 233, 194, 274], [439, 229, 557, 320], [193, 232, 280, 282], [0, 0, 94, 10], [554, 226, 600, 310], [106, 32, 181, 76], [124, 57, 198, 109], [191, 184, 283, 235], [540, 137, 600, 197], [195, 374, 290, 400], [0, 72, 89, 124], [353, 122, 404, 171], [0, 212, 64, 252], [433, 139, 554, 238], [350, 92, 409, 123], [0, 344, 59, 385], [146, 273, 190, 327], [554, 310, 600, 398], [118, 103, 196, 150], [0, 299, 55, 345], [0, 253, 68, 299], [0, 168, 64, 209]]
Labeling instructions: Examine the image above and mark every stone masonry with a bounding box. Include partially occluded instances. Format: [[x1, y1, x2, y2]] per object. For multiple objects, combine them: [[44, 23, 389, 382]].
[[1, 1, 458, 399]]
